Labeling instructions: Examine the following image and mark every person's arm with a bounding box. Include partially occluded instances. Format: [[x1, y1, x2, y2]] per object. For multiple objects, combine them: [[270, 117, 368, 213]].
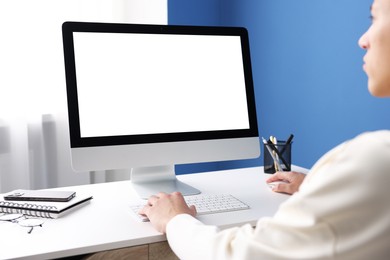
[[138, 178, 334, 260], [166, 214, 219, 260], [139, 192, 220, 259], [140, 131, 390, 260], [164, 131, 390, 260]]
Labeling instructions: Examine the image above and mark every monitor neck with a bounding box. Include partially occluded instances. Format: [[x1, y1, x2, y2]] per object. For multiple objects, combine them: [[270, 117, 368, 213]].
[[130, 165, 200, 199]]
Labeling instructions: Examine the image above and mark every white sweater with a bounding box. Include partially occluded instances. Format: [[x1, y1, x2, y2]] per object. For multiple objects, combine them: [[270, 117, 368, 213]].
[[166, 130, 390, 260]]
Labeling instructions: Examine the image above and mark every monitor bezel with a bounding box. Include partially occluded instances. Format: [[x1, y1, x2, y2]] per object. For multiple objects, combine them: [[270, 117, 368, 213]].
[[62, 21, 258, 149]]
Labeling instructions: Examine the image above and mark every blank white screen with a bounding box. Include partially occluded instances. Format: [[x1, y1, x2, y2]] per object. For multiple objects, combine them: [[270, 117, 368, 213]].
[[73, 32, 250, 137]]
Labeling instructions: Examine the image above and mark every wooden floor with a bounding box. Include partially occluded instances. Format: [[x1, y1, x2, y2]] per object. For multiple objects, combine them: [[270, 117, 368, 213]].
[[77, 241, 179, 260]]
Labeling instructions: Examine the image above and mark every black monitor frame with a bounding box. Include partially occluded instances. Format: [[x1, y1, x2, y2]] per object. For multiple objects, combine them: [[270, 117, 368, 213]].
[[62, 21, 258, 149]]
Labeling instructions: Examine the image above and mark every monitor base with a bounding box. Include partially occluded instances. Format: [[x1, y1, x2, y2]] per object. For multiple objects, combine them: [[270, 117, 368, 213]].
[[130, 165, 201, 199]]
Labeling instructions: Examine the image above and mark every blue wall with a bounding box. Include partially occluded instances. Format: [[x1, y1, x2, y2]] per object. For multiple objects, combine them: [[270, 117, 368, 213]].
[[171, 0, 390, 174]]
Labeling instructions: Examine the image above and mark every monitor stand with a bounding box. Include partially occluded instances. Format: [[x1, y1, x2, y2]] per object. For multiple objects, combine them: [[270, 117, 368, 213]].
[[130, 165, 201, 199]]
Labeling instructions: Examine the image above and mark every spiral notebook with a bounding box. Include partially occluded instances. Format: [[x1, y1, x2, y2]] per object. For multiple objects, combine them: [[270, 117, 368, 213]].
[[0, 194, 93, 219]]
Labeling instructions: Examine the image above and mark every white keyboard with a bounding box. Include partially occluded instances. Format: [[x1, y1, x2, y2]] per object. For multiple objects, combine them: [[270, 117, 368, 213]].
[[129, 194, 250, 222]]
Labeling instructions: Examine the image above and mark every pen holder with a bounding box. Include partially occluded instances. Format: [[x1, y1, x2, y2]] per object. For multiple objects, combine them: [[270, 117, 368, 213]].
[[263, 140, 292, 174]]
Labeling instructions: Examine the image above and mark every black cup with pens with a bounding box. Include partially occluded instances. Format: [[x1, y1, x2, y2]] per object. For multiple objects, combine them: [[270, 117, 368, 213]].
[[263, 135, 293, 174]]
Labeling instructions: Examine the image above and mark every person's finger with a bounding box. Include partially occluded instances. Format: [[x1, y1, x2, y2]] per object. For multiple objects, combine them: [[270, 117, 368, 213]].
[[147, 194, 160, 206], [172, 191, 183, 196], [157, 192, 168, 197], [266, 171, 289, 183], [189, 205, 197, 216], [265, 173, 280, 183], [139, 204, 150, 215], [272, 182, 293, 194]]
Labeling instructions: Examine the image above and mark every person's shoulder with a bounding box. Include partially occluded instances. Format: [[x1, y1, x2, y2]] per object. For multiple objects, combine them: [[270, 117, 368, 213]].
[[346, 130, 390, 170], [349, 130, 390, 149], [354, 130, 390, 140], [305, 130, 390, 196]]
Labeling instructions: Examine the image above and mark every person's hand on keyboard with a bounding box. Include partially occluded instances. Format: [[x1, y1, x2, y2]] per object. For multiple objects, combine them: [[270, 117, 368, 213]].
[[139, 191, 196, 233]]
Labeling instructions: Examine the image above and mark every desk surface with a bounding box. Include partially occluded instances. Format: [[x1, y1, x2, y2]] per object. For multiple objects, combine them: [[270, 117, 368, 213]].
[[0, 166, 307, 260]]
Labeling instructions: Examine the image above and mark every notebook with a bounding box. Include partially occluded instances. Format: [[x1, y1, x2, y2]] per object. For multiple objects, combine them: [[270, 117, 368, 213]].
[[0, 193, 93, 219]]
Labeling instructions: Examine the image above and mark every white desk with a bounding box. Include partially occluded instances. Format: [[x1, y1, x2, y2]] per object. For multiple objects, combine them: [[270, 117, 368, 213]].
[[0, 166, 307, 260]]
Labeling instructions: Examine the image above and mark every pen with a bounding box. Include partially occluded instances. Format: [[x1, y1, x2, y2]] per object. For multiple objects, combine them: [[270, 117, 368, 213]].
[[262, 137, 283, 171], [270, 136, 280, 171], [279, 134, 294, 155], [285, 134, 294, 145]]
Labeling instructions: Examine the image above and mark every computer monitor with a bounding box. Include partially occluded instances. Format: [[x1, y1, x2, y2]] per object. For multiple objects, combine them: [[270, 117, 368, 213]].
[[62, 22, 260, 199]]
